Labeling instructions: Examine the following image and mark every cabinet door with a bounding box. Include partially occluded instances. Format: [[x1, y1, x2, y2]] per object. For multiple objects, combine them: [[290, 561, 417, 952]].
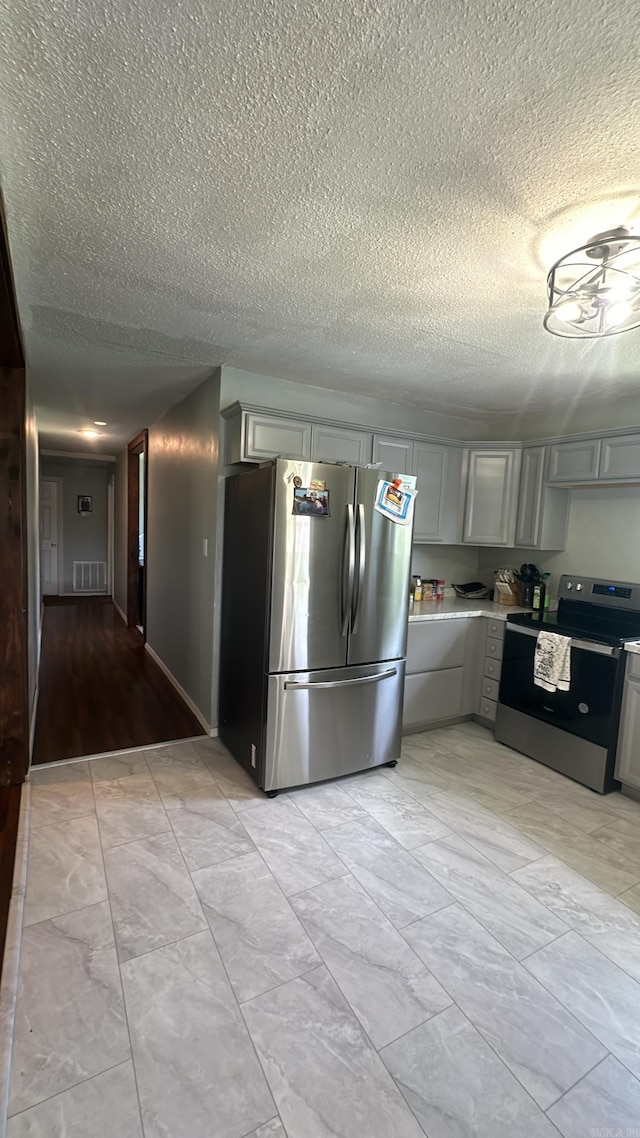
[[462, 449, 520, 546], [310, 424, 372, 466], [244, 414, 312, 462], [614, 675, 640, 790], [412, 442, 462, 543], [372, 435, 414, 475], [599, 434, 640, 481], [403, 668, 464, 729], [515, 446, 544, 548], [547, 439, 600, 483]]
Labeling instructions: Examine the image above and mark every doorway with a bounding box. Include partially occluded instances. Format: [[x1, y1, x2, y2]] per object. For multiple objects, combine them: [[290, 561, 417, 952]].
[[127, 430, 148, 635], [40, 478, 62, 595]]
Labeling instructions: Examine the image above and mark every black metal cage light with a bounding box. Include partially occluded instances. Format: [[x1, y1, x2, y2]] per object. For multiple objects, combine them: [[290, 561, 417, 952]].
[[544, 227, 640, 338]]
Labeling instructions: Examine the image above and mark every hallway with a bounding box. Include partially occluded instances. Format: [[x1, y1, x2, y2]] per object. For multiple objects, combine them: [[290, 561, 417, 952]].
[[33, 600, 206, 765]]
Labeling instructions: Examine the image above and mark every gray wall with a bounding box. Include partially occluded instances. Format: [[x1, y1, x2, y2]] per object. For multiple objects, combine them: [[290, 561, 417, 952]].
[[221, 367, 484, 441], [25, 379, 40, 748], [40, 459, 113, 593], [477, 485, 640, 597], [113, 448, 128, 615], [146, 370, 221, 727]]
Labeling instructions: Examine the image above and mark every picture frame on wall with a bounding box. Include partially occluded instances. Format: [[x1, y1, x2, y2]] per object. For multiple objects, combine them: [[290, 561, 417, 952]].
[[78, 495, 92, 515]]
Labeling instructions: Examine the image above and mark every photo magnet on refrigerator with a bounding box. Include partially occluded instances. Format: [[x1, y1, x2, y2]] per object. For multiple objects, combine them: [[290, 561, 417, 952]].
[[373, 478, 417, 524]]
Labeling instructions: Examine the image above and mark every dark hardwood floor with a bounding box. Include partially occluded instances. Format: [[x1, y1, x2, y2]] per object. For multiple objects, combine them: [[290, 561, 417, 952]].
[[0, 786, 21, 980], [33, 601, 206, 765]]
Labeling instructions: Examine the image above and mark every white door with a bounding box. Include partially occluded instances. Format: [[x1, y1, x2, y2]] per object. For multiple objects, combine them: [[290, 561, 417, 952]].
[[40, 479, 59, 594]]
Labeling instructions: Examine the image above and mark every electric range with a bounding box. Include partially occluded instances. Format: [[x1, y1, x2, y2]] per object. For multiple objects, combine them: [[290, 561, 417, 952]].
[[495, 574, 640, 792]]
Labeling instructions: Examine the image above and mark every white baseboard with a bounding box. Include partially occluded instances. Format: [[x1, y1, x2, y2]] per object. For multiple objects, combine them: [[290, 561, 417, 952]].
[[113, 599, 127, 625], [144, 643, 212, 735]]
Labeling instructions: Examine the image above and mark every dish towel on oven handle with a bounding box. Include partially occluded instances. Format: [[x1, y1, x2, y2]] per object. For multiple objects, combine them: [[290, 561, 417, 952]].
[[533, 631, 571, 692]]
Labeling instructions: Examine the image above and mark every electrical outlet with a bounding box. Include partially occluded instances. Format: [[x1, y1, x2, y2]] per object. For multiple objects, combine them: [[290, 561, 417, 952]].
[[251, 744, 256, 768]]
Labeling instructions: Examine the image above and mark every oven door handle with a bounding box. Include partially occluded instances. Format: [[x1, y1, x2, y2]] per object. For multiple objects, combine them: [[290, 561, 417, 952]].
[[506, 624, 620, 658]]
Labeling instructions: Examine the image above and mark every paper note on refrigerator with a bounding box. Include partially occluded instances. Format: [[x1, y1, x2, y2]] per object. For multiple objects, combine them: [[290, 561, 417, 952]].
[[373, 479, 417, 525]]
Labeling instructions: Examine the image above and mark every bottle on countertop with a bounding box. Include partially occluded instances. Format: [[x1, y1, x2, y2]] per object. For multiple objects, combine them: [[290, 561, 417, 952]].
[[437, 579, 445, 599], [412, 575, 423, 602], [532, 583, 547, 611]]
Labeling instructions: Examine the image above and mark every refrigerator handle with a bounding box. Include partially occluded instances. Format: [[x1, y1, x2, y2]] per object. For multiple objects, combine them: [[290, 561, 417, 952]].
[[351, 503, 366, 634], [284, 667, 397, 691], [340, 504, 356, 637]]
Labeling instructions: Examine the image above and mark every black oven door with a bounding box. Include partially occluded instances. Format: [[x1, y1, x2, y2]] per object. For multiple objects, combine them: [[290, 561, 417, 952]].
[[499, 625, 621, 748]]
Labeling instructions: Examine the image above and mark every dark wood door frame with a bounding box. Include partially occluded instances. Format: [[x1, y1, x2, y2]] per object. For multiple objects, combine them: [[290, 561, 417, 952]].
[[127, 429, 148, 635], [0, 195, 29, 786]]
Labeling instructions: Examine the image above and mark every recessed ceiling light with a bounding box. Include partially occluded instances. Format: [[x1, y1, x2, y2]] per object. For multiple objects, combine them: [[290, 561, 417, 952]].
[[93, 420, 107, 426], [79, 429, 99, 438]]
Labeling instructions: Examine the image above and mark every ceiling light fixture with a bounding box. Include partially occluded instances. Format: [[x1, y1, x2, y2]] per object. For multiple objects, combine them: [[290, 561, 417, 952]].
[[93, 420, 107, 426], [79, 429, 99, 438], [544, 227, 640, 338]]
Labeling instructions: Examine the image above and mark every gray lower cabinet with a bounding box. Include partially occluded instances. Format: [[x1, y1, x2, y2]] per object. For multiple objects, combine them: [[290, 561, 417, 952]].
[[412, 442, 463, 544], [476, 617, 504, 724], [515, 446, 569, 550], [598, 434, 640, 481], [310, 424, 372, 465], [547, 439, 601, 483], [403, 619, 478, 731], [614, 654, 640, 791], [462, 448, 521, 546]]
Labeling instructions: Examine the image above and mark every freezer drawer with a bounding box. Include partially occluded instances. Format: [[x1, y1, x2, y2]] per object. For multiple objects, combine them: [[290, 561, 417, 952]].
[[264, 660, 405, 791]]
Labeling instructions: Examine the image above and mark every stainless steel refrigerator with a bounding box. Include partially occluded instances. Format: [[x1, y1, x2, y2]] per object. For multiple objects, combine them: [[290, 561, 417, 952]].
[[219, 458, 416, 793]]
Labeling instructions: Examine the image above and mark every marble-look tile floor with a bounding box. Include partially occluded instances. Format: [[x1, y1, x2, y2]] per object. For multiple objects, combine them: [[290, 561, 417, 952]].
[[7, 723, 640, 1136]]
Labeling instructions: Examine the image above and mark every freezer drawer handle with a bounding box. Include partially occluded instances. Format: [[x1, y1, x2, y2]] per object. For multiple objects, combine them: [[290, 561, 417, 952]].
[[284, 667, 397, 691], [341, 504, 356, 637]]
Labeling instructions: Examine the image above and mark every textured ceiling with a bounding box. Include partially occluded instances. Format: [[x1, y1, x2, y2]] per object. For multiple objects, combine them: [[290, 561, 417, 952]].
[[2, 0, 640, 451]]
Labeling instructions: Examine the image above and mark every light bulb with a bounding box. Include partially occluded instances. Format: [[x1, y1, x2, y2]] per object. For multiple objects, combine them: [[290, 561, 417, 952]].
[[79, 429, 99, 438], [554, 299, 585, 323], [93, 420, 107, 426], [607, 299, 633, 327]]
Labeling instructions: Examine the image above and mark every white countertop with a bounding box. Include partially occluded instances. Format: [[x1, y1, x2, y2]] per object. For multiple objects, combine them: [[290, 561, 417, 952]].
[[625, 642, 640, 655], [408, 598, 531, 623]]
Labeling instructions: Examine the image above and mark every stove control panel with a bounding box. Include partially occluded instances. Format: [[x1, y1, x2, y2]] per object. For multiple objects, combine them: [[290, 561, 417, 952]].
[[559, 575, 640, 608]]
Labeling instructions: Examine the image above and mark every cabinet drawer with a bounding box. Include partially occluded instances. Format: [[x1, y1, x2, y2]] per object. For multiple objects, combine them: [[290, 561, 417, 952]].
[[478, 697, 498, 722], [483, 656, 501, 681], [406, 620, 469, 675], [485, 636, 504, 661], [403, 668, 464, 728], [486, 619, 505, 640], [480, 676, 500, 702]]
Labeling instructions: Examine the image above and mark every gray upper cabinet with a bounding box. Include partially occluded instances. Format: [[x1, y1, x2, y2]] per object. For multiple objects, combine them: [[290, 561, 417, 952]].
[[515, 446, 570, 549], [310, 424, 372, 466], [372, 434, 414, 474], [598, 434, 640, 481], [462, 448, 521, 546], [412, 441, 463, 543], [547, 439, 601, 483], [514, 446, 544, 548], [224, 404, 312, 464], [244, 414, 312, 463]]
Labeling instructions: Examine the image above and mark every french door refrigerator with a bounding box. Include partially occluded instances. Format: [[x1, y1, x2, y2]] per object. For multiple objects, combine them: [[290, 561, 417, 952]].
[[219, 458, 416, 792]]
